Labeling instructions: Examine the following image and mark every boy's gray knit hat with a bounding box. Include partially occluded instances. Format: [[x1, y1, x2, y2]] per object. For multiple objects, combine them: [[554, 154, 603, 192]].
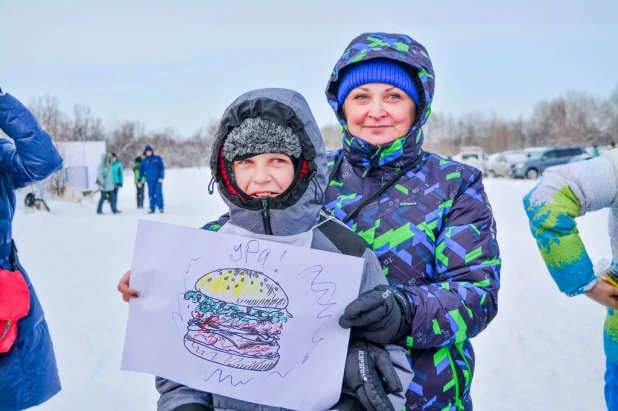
[[223, 117, 302, 162]]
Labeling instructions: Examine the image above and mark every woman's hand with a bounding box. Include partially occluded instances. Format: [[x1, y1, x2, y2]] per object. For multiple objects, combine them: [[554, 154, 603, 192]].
[[585, 280, 618, 310], [339, 285, 412, 344], [118, 270, 139, 302]]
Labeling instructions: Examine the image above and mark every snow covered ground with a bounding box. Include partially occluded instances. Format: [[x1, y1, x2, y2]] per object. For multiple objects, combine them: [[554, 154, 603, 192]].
[[17, 169, 608, 410]]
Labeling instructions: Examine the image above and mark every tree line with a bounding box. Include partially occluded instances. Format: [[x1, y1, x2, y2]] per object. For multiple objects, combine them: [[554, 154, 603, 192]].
[[13, 86, 618, 169]]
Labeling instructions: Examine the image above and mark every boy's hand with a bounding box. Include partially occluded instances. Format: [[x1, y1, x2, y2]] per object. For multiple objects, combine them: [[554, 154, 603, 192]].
[[118, 270, 139, 302], [585, 280, 618, 309], [341, 339, 402, 411]]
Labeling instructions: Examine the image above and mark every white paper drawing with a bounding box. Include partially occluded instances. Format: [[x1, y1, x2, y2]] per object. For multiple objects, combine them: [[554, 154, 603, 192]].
[[121, 220, 365, 410], [183, 268, 292, 372]]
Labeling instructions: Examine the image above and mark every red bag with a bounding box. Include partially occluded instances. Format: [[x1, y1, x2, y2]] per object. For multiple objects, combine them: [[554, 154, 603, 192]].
[[0, 269, 30, 353]]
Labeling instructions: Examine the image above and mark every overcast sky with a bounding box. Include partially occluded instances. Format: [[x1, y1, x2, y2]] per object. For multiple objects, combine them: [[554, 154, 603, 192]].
[[1, 0, 617, 137]]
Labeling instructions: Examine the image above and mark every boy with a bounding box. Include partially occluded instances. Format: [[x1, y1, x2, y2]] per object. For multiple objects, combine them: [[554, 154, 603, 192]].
[[119, 88, 412, 411]]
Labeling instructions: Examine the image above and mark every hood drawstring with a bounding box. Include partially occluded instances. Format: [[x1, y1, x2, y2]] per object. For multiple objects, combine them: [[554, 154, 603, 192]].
[[313, 178, 324, 205], [207, 174, 216, 195], [304, 170, 323, 205]]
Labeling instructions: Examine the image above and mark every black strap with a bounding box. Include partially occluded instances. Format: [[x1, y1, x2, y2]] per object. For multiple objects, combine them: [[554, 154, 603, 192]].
[[316, 219, 368, 257], [342, 149, 424, 223], [0, 240, 19, 268]]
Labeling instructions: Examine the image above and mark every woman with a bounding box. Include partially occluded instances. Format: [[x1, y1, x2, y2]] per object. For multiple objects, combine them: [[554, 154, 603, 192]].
[[0, 88, 63, 409], [323, 33, 501, 410], [97, 152, 119, 214]]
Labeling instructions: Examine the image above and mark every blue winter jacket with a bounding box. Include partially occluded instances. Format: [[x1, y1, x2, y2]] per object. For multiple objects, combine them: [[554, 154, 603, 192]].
[[111, 160, 124, 186], [139, 151, 165, 182], [0, 90, 63, 410], [323, 33, 501, 410]]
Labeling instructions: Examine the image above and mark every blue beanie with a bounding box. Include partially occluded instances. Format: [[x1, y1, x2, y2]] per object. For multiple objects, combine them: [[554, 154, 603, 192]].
[[143, 145, 153, 155], [336, 59, 419, 107]]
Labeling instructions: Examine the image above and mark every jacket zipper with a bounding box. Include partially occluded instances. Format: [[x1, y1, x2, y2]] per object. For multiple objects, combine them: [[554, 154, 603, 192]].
[[446, 348, 465, 411], [454, 342, 473, 393], [260, 197, 273, 235]]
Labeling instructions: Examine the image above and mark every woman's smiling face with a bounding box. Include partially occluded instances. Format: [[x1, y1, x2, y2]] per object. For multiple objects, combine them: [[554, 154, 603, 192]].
[[343, 83, 416, 146]]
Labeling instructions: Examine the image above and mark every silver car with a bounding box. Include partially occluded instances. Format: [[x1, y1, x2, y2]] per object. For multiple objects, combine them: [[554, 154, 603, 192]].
[[487, 151, 528, 178]]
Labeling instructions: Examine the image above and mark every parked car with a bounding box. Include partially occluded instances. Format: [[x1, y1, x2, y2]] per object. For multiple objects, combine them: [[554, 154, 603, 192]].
[[452, 146, 489, 175], [509, 146, 587, 179], [543, 153, 593, 175], [486, 150, 528, 178]]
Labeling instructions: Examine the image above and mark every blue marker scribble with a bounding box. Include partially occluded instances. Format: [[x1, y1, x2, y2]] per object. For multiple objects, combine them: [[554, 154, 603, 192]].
[[296, 265, 337, 344], [267, 264, 337, 380], [172, 257, 202, 331], [204, 368, 255, 386]]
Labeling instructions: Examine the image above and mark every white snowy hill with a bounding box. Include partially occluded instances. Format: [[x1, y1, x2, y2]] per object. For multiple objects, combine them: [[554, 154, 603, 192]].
[[18, 169, 606, 410]]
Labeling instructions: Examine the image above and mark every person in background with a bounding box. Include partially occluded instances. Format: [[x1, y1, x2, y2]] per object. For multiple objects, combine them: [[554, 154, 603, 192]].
[[138, 145, 165, 214], [592, 144, 600, 158], [611, 142, 616, 150], [0, 87, 63, 409], [111, 152, 124, 212], [524, 149, 618, 409], [97, 153, 120, 214], [133, 156, 145, 209]]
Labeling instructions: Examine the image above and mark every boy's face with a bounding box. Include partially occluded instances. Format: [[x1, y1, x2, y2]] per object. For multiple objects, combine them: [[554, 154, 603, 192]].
[[233, 153, 295, 198], [343, 83, 416, 146]]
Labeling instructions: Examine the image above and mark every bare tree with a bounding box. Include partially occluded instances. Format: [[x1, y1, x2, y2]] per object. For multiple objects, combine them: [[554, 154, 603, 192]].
[[69, 105, 105, 142], [20, 84, 618, 170], [27, 95, 68, 141], [107, 121, 146, 166], [320, 124, 343, 151]]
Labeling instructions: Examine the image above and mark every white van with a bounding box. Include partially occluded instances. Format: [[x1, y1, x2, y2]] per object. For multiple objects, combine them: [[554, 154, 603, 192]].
[[452, 146, 488, 176]]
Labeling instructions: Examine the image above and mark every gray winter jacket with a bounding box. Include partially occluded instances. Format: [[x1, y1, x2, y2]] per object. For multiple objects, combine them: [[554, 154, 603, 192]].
[[155, 88, 413, 411]]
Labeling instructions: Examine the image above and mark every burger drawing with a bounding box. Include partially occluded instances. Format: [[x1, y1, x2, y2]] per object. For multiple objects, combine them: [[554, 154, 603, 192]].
[[183, 268, 292, 371]]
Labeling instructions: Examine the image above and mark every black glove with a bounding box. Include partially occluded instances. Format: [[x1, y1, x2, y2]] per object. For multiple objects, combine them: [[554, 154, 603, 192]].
[[340, 339, 403, 411], [329, 393, 364, 411], [339, 285, 412, 344]]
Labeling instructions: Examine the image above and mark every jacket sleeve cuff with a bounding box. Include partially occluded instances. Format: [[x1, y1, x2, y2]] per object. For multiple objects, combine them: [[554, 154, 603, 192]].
[[566, 276, 597, 297]]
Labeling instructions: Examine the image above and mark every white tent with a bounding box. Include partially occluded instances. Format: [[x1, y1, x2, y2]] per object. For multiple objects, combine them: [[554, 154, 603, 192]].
[[55, 141, 106, 190]]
